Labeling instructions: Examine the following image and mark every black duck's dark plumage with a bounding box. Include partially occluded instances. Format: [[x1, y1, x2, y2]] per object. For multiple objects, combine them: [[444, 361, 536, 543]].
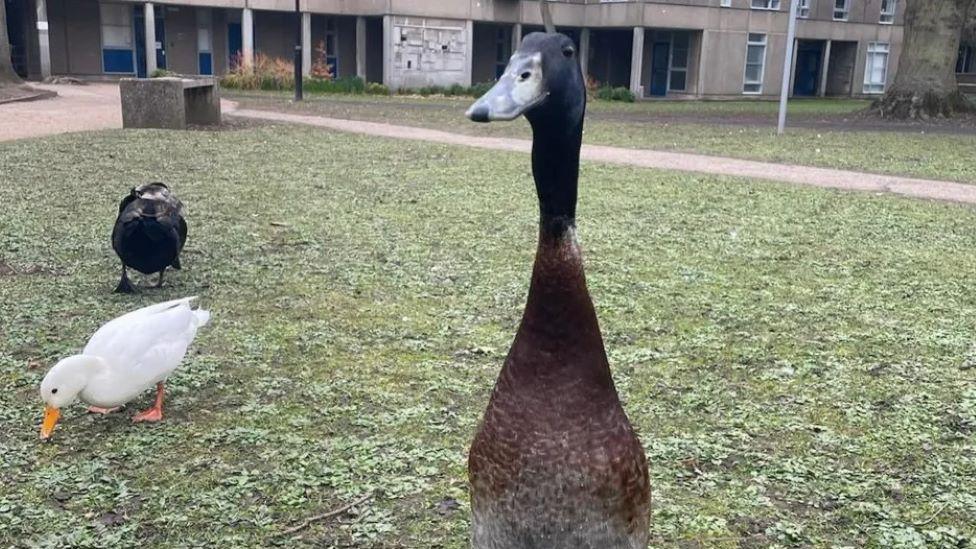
[[112, 182, 187, 293], [466, 32, 651, 549]]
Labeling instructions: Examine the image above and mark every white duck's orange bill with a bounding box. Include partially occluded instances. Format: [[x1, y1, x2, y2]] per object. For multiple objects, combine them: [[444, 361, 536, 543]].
[[40, 406, 60, 439]]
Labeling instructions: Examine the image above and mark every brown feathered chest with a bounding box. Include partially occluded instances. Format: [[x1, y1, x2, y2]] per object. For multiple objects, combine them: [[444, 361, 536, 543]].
[[469, 228, 651, 549]]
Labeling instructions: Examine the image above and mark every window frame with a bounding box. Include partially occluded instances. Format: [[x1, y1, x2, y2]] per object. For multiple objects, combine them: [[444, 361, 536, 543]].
[[833, 0, 849, 21], [798, 0, 811, 18], [751, 0, 781, 9], [668, 32, 690, 92], [743, 32, 767, 95], [862, 41, 890, 94], [879, 0, 896, 24]]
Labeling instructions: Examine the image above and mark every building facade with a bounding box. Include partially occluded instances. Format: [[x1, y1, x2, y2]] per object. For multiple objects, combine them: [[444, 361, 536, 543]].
[[4, 0, 970, 99]]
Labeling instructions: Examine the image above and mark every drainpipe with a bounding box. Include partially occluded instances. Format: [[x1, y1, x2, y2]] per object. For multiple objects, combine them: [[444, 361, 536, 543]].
[[35, 0, 51, 79]]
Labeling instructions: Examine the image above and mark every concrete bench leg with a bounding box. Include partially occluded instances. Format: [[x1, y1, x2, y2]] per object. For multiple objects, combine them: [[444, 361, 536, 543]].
[[184, 84, 222, 126]]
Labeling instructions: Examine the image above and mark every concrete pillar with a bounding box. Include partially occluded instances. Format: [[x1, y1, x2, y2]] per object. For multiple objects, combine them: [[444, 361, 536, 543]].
[[512, 23, 522, 54], [382, 14, 392, 87], [697, 30, 709, 97], [579, 28, 590, 83], [35, 0, 51, 79], [144, 3, 157, 75], [356, 16, 367, 80], [242, 7, 254, 70], [463, 19, 474, 87], [301, 12, 311, 77], [818, 40, 832, 97], [629, 27, 645, 97]]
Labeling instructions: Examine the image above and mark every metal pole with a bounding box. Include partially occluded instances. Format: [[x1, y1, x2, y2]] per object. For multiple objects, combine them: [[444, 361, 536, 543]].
[[294, 0, 303, 100], [777, 0, 799, 135]]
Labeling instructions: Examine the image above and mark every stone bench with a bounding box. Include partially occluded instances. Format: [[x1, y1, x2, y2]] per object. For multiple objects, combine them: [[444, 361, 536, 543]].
[[120, 77, 221, 130]]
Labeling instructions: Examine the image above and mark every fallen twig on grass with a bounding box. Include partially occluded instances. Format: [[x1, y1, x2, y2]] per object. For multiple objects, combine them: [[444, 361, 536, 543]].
[[278, 493, 373, 537], [912, 502, 951, 527]]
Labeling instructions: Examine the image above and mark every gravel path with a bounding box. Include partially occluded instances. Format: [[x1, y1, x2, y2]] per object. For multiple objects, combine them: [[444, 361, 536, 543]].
[[228, 106, 976, 205], [0, 83, 122, 141]]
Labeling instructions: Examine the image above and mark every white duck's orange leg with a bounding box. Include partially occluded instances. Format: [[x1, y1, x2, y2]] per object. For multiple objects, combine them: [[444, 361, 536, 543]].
[[87, 406, 121, 414], [133, 382, 165, 423]]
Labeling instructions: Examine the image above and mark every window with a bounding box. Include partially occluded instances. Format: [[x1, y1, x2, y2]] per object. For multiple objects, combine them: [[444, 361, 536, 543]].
[[798, 0, 811, 17], [721, 0, 732, 6], [197, 8, 213, 75], [880, 0, 896, 23], [100, 2, 134, 73], [833, 0, 849, 20], [863, 42, 889, 93], [743, 33, 766, 94], [324, 17, 338, 76], [751, 0, 781, 9], [669, 32, 689, 92]]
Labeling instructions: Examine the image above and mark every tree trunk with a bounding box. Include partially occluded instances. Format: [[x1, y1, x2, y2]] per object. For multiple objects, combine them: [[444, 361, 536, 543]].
[[0, 0, 22, 84], [873, 0, 974, 119]]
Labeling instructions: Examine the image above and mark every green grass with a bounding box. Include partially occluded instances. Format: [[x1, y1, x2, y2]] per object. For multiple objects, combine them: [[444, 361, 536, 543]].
[[2, 126, 976, 547], [230, 92, 976, 184]]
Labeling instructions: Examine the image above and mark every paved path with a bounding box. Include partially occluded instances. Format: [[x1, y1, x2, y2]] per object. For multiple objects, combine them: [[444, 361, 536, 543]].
[[228, 107, 976, 205], [0, 83, 122, 141], [4, 86, 974, 206]]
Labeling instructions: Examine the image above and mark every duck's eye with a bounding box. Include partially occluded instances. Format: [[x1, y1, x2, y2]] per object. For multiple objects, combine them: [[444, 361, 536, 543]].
[[520, 72, 531, 81], [563, 48, 574, 58], [51, 388, 58, 394]]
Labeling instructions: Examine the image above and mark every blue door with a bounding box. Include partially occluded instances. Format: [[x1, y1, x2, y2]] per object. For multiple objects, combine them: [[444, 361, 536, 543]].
[[648, 42, 669, 97], [793, 42, 822, 96], [228, 23, 243, 69]]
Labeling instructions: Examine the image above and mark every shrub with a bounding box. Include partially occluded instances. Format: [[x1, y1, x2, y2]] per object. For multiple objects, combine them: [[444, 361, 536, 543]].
[[150, 68, 176, 78], [365, 82, 390, 95], [469, 81, 494, 97], [612, 87, 636, 102], [594, 84, 635, 103]]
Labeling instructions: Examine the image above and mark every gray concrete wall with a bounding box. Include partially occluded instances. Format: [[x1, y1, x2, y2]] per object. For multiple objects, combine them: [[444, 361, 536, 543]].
[[336, 15, 357, 78], [826, 41, 857, 96], [48, 0, 103, 76], [387, 15, 470, 89], [160, 5, 198, 74], [254, 9, 293, 61]]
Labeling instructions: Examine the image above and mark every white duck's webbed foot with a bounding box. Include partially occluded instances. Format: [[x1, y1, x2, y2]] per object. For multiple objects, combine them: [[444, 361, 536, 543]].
[[87, 406, 121, 414], [133, 382, 165, 423]]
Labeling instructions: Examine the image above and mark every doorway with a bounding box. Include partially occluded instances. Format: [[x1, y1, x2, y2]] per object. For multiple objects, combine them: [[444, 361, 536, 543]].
[[228, 22, 243, 70], [648, 41, 669, 96], [793, 40, 824, 96], [134, 6, 166, 77]]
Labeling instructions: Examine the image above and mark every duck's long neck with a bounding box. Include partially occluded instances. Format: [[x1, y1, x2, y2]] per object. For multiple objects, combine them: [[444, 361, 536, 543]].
[[508, 116, 614, 388]]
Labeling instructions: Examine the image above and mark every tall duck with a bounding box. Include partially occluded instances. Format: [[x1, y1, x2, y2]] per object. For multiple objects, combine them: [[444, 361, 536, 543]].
[[465, 32, 650, 548], [112, 182, 188, 293]]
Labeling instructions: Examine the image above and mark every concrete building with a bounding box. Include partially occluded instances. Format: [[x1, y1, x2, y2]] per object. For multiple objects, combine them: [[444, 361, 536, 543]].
[[3, 0, 974, 99]]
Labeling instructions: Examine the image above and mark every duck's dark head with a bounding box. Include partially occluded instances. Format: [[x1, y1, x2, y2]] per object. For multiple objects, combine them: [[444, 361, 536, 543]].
[[466, 32, 584, 128]]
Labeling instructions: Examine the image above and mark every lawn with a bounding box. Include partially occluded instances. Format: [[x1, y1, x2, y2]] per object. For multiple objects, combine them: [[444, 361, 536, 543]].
[[1, 125, 975, 548], [230, 92, 976, 184]]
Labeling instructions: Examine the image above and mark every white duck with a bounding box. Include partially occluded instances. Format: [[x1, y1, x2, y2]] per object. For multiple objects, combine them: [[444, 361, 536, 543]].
[[39, 296, 210, 439]]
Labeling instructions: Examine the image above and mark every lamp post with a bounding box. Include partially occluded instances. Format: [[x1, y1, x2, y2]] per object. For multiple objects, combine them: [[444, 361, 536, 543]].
[[294, 0, 303, 101], [777, 0, 799, 134]]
